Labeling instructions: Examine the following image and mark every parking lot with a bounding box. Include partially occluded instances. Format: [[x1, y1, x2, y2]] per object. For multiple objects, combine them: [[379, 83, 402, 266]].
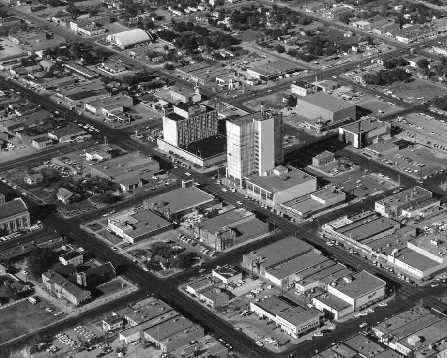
[[372, 143, 447, 180], [330, 169, 398, 199]]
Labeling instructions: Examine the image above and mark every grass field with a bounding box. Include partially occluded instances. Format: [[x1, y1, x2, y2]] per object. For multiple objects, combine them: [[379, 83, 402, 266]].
[[0, 299, 59, 344], [389, 79, 447, 101]]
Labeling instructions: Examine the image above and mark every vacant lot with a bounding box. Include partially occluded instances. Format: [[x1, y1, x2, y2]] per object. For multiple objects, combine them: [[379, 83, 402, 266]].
[[0, 299, 60, 344], [96, 277, 132, 297]]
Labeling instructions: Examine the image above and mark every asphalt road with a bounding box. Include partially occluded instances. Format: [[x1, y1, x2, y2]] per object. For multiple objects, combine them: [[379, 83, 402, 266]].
[[1, 78, 447, 356], [2, 8, 447, 356]]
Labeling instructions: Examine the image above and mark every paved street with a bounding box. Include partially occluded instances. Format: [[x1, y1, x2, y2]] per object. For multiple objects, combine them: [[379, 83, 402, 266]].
[[2, 4, 447, 356]]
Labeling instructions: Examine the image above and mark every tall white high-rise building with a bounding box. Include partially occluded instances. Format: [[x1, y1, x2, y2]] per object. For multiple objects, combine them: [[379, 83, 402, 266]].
[[226, 111, 283, 184]]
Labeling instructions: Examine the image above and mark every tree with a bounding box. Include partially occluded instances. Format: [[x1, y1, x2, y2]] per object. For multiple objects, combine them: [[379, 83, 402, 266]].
[[274, 44, 285, 53], [28, 248, 58, 279], [417, 58, 429, 70]]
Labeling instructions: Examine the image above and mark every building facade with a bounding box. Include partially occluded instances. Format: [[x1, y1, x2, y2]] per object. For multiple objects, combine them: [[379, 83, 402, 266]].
[[162, 103, 218, 148], [226, 111, 284, 184], [0, 198, 30, 234]]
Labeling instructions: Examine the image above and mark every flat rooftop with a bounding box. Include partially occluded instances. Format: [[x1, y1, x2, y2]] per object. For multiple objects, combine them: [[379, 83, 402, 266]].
[[399, 318, 447, 351], [108, 208, 171, 240], [147, 186, 214, 215], [121, 311, 178, 339], [388, 312, 441, 340], [314, 292, 351, 311], [341, 117, 388, 134], [374, 306, 434, 336], [408, 233, 447, 258], [376, 186, 432, 207], [246, 167, 315, 194], [144, 315, 196, 341], [283, 187, 345, 216], [184, 135, 226, 159], [336, 213, 398, 242], [331, 270, 385, 299], [124, 297, 174, 325], [91, 151, 159, 179], [198, 208, 253, 233], [246, 236, 313, 270], [395, 247, 440, 272], [299, 93, 354, 112], [267, 252, 329, 280], [344, 334, 385, 357], [374, 350, 406, 358]]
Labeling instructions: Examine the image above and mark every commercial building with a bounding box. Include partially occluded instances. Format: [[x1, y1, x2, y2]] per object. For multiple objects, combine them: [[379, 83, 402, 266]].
[[32, 135, 54, 149], [48, 124, 86, 143], [312, 292, 354, 320], [244, 165, 317, 208], [291, 80, 318, 97], [226, 111, 283, 184], [192, 208, 270, 251], [120, 310, 179, 344], [155, 86, 201, 106], [90, 151, 160, 192], [338, 116, 392, 148], [372, 307, 445, 357], [375, 187, 437, 219], [281, 186, 346, 219], [321, 211, 400, 255], [106, 29, 151, 49], [312, 151, 336, 167], [246, 60, 300, 80], [296, 93, 356, 130], [145, 186, 215, 219], [250, 295, 322, 338], [102, 315, 124, 332], [388, 233, 447, 280], [62, 62, 98, 79], [388, 247, 441, 281], [124, 297, 174, 327], [211, 265, 242, 285], [0, 197, 30, 234], [85, 94, 133, 116], [264, 251, 332, 290], [242, 236, 314, 278], [198, 286, 230, 308], [185, 276, 215, 297], [162, 102, 218, 148], [157, 139, 227, 168], [327, 270, 386, 311], [143, 316, 204, 353], [59, 251, 83, 266], [107, 207, 172, 244], [42, 270, 91, 306]]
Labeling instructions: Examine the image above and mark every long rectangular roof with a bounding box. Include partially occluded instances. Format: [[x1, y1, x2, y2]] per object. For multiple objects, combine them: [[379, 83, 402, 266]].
[[331, 270, 385, 299], [247, 236, 313, 269], [299, 93, 354, 112], [246, 167, 315, 194], [147, 186, 214, 215]]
